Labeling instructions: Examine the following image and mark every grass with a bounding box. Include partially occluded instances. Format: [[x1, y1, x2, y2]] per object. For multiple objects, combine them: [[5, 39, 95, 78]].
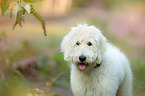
[[0, 74, 64, 96], [131, 60, 145, 96], [0, 31, 71, 96]]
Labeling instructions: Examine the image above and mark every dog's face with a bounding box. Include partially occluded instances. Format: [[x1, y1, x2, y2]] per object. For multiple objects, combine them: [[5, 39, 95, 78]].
[[70, 35, 98, 71], [61, 24, 107, 71]]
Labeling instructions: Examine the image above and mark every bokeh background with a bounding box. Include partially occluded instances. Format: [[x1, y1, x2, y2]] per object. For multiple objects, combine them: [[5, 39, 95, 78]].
[[0, 0, 145, 96]]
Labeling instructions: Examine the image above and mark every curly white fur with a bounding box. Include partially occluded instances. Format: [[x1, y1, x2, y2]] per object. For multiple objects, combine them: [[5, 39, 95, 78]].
[[61, 23, 132, 96]]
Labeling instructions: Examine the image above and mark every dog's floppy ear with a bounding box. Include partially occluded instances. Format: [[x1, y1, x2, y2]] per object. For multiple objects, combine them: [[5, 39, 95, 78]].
[[60, 35, 72, 61], [95, 30, 107, 64]]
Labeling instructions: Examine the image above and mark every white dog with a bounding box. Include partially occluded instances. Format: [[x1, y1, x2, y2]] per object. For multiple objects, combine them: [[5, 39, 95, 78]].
[[61, 23, 132, 96]]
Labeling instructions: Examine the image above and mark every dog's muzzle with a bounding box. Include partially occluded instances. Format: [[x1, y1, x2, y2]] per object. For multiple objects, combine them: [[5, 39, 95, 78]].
[[79, 55, 86, 62], [78, 55, 88, 70]]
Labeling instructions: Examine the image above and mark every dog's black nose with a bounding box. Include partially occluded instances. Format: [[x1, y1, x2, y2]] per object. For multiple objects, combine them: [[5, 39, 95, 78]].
[[79, 55, 86, 62]]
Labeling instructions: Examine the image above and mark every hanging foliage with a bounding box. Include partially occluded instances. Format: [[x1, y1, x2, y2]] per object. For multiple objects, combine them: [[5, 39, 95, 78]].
[[0, 0, 47, 36]]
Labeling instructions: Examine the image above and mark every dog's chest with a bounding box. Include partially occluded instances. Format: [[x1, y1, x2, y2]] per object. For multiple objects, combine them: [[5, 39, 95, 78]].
[[71, 75, 102, 95], [71, 70, 118, 96]]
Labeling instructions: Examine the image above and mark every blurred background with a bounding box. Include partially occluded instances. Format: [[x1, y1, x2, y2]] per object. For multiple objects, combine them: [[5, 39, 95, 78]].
[[0, 0, 145, 96]]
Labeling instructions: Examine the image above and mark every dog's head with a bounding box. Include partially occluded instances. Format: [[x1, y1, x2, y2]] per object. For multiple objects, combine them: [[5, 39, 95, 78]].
[[61, 24, 107, 71]]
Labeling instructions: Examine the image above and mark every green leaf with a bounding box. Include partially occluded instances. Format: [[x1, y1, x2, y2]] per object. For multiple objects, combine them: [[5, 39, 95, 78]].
[[22, 0, 42, 3], [17, 12, 22, 27], [10, 9, 13, 19], [21, 7, 26, 15], [24, 4, 30, 14], [13, 4, 19, 19], [12, 11, 23, 30], [30, 5, 46, 36], [1, 0, 11, 16], [33, 11, 47, 36], [23, 9, 26, 15], [19, 12, 24, 22]]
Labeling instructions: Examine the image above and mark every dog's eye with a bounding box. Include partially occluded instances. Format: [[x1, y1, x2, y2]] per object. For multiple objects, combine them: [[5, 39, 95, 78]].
[[87, 42, 92, 46], [76, 41, 80, 45]]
